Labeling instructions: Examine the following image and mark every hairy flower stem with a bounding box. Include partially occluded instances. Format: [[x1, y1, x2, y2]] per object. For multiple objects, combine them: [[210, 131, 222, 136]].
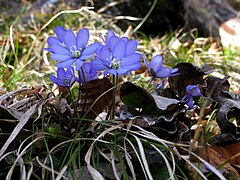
[[146, 77, 154, 91], [68, 87, 75, 108], [68, 87, 76, 128], [111, 75, 118, 120], [76, 67, 88, 131], [80, 67, 88, 118]]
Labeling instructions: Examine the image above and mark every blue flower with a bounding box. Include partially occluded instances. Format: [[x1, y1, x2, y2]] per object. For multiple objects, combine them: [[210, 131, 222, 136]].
[[76, 62, 99, 84], [45, 26, 101, 70], [91, 30, 142, 76], [182, 85, 202, 109], [50, 66, 76, 87], [144, 55, 179, 79]]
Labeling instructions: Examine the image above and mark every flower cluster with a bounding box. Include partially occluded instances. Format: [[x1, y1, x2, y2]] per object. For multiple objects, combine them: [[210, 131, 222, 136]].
[[46, 27, 144, 86], [46, 26, 179, 89]]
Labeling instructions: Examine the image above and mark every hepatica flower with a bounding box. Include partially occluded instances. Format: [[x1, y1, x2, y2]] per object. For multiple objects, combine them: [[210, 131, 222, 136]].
[[45, 26, 100, 70], [50, 66, 76, 87], [182, 85, 203, 109], [76, 62, 99, 84], [92, 30, 142, 76], [145, 55, 179, 79]]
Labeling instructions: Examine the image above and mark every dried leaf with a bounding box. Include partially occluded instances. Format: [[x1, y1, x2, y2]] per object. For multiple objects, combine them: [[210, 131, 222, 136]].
[[79, 77, 113, 119], [196, 144, 239, 176], [0, 103, 39, 158], [215, 91, 240, 144], [202, 76, 230, 101]]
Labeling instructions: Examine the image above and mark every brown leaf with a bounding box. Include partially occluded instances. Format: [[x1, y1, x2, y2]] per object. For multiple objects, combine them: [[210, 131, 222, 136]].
[[196, 144, 239, 176], [222, 142, 240, 165], [79, 78, 113, 119]]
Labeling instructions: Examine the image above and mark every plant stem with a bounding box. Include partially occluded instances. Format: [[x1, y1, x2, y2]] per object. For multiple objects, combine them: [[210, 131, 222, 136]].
[[146, 77, 154, 91], [76, 67, 88, 131], [80, 67, 88, 118], [68, 87, 75, 108], [111, 75, 118, 120]]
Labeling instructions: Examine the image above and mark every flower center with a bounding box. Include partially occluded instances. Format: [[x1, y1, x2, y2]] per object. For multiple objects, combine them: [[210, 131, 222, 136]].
[[110, 57, 120, 69], [63, 76, 72, 85], [71, 50, 81, 58]]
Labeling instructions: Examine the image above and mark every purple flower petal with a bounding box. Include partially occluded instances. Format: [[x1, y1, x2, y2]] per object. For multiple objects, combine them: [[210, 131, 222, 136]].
[[50, 54, 72, 61], [99, 46, 111, 61], [123, 53, 141, 66], [50, 75, 58, 85], [66, 66, 74, 76], [124, 63, 141, 71], [51, 44, 70, 55], [104, 30, 116, 44], [186, 96, 194, 109], [57, 68, 66, 80], [91, 59, 108, 71], [120, 37, 128, 42], [69, 76, 76, 86], [76, 28, 89, 50], [116, 68, 129, 75], [156, 67, 172, 78], [126, 40, 138, 55], [149, 55, 163, 73], [171, 68, 179, 74], [79, 55, 91, 61], [143, 56, 150, 69], [109, 36, 120, 51], [47, 37, 61, 46], [113, 40, 126, 59], [75, 59, 84, 70], [64, 29, 77, 49], [55, 26, 67, 42], [105, 69, 117, 76], [57, 59, 74, 68], [186, 85, 202, 97], [44, 48, 54, 53], [82, 42, 101, 55]]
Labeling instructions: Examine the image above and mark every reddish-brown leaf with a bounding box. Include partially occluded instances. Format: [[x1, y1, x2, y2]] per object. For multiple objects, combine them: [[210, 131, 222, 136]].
[[78, 78, 113, 119]]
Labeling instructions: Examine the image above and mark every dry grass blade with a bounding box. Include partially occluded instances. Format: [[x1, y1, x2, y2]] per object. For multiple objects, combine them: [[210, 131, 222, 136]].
[[0, 151, 15, 162], [111, 150, 121, 180], [128, 125, 189, 147], [0, 87, 31, 104], [35, 157, 68, 180], [41, 150, 55, 180], [85, 125, 123, 180], [9, 25, 18, 63], [97, 0, 127, 14], [125, 137, 148, 179], [55, 164, 68, 180], [0, 103, 39, 158], [123, 138, 136, 180], [6, 136, 44, 180], [151, 144, 175, 180], [179, 155, 207, 180], [133, 135, 153, 180], [16, 151, 26, 180], [26, 162, 33, 180]]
